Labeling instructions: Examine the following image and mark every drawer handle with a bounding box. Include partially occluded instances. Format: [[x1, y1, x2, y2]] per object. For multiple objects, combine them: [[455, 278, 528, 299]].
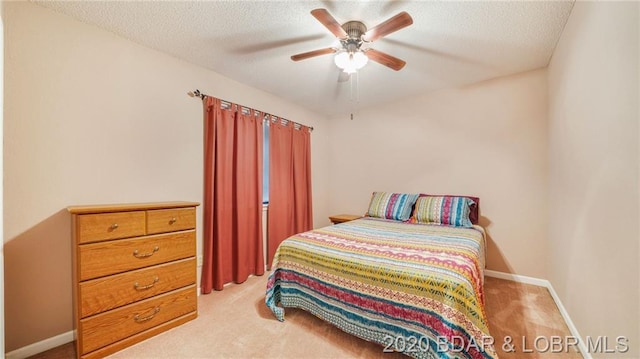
[[134, 306, 160, 323], [109, 223, 119, 230], [133, 276, 159, 290], [132, 246, 159, 258], [169, 217, 177, 224]]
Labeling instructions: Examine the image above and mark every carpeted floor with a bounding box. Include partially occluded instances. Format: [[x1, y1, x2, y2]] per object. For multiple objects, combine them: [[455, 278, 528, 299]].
[[29, 274, 582, 359]]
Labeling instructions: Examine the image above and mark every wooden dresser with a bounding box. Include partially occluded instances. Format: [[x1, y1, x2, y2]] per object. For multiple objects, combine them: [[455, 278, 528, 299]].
[[67, 201, 200, 359]]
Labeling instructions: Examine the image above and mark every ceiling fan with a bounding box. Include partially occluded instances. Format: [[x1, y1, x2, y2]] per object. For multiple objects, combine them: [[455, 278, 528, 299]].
[[291, 9, 413, 73]]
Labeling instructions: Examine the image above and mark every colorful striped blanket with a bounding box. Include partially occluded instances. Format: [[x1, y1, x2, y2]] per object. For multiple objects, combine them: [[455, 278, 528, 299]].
[[266, 217, 498, 359]]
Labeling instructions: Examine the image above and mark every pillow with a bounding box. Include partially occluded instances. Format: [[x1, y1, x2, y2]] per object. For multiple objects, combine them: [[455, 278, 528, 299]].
[[419, 193, 480, 224], [410, 195, 474, 227], [366, 192, 419, 222]]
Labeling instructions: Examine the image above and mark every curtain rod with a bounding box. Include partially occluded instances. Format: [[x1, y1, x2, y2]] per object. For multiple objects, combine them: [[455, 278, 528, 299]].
[[188, 89, 313, 132]]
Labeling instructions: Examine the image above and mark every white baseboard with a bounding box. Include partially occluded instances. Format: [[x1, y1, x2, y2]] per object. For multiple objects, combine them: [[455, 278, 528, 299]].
[[5, 330, 74, 359], [484, 269, 550, 287], [544, 282, 592, 359], [484, 270, 591, 359]]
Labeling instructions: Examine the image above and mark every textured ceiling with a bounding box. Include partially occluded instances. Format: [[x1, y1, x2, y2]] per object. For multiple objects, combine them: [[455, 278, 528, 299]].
[[34, 0, 575, 117]]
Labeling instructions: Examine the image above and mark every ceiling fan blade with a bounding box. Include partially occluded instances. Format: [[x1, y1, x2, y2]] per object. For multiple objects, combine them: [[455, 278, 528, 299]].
[[365, 48, 406, 71], [291, 47, 336, 62], [311, 8, 348, 39], [362, 12, 413, 42]]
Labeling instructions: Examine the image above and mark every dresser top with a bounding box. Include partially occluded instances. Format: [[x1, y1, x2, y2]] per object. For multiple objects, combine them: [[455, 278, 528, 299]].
[[67, 201, 200, 214]]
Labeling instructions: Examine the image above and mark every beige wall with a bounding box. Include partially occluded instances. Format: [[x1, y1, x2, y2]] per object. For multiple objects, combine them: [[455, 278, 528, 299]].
[[327, 69, 549, 278], [548, 2, 639, 358], [2, 1, 330, 352]]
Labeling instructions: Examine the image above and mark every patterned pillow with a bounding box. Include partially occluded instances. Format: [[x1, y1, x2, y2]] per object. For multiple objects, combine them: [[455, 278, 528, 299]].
[[410, 195, 474, 227], [421, 193, 480, 224], [366, 192, 419, 222]]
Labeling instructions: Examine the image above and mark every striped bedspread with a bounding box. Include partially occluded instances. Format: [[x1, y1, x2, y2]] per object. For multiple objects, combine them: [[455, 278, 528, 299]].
[[266, 217, 498, 359]]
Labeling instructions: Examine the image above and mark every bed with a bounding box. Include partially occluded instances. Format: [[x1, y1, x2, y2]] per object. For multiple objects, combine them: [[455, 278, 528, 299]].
[[265, 193, 498, 359]]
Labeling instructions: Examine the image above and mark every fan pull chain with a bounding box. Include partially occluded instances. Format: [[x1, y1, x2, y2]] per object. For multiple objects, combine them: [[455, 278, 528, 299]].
[[349, 72, 359, 120], [350, 71, 359, 102]]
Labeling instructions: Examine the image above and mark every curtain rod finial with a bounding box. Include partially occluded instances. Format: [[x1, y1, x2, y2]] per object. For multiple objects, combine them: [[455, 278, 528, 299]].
[[188, 89, 203, 99]]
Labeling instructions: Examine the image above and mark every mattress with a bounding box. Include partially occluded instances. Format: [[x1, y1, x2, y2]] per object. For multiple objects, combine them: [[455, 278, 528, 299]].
[[266, 217, 497, 359]]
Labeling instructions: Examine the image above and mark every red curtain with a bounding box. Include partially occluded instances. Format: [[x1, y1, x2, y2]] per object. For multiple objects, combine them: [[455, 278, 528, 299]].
[[267, 119, 313, 268], [292, 125, 313, 231], [202, 97, 264, 293], [234, 109, 265, 281]]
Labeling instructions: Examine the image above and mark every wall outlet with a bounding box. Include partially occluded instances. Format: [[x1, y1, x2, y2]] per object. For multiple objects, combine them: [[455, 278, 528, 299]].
[[197, 255, 203, 267]]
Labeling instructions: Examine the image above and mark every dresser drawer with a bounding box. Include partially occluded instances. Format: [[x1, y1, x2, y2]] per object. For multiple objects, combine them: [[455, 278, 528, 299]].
[[79, 230, 196, 281], [77, 211, 146, 244], [147, 207, 196, 235], [79, 285, 197, 355], [79, 258, 196, 318]]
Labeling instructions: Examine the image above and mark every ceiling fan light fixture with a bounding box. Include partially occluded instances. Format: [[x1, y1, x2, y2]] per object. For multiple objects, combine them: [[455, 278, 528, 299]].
[[334, 51, 368, 73], [291, 9, 411, 73]]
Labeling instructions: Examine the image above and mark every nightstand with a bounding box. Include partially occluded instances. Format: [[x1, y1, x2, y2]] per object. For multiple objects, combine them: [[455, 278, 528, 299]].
[[329, 214, 362, 224]]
